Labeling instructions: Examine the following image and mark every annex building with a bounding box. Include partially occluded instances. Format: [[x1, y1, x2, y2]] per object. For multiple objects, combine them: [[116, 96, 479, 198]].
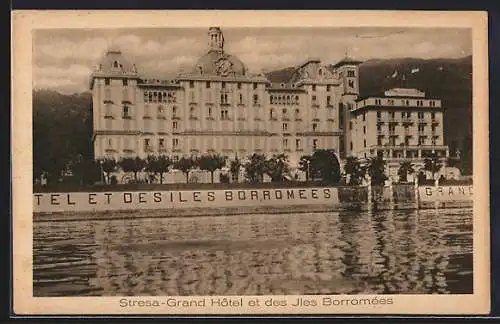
[[89, 27, 448, 182]]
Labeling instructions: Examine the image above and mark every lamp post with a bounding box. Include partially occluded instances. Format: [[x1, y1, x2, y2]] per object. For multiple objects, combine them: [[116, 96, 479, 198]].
[[99, 160, 105, 184]]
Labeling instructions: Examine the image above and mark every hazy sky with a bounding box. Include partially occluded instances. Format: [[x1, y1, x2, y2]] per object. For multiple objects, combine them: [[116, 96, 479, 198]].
[[33, 27, 471, 94]]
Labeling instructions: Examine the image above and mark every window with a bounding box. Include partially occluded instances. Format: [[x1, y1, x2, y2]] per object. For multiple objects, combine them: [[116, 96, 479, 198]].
[[377, 137, 382, 145], [237, 82, 242, 90], [105, 78, 110, 86], [347, 70, 355, 77], [144, 138, 150, 149], [172, 106, 177, 117], [430, 101, 436, 107], [221, 82, 226, 89], [239, 93, 243, 104], [377, 111, 381, 119], [363, 113, 366, 122], [364, 139, 366, 147], [253, 94, 259, 105], [122, 79, 128, 86], [270, 108, 275, 119], [159, 138, 164, 148], [327, 85, 331, 92], [312, 85, 316, 91], [363, 126, 366, 134], [388, 99, 394, 106], [172, 121, 178, 130], [418, 112, 424, 119], [377, 124, 381, 131], [208, 107, 212, 117], [350, 142, 353, 150], [312, 95, 317, 102], [206, 81, 211, 89], [312, 123, 318, 131], [173, 138, 179, 147], [189, 107, 195, 118], [375, 99, 381, 105], [221, 109, 229, 120], [282, 123, 288, 131], [253, 83, 258, 90], [122, 105, 130, 118], [313, 139, 318, 150], [296, 139, 301, 150], [349, 121, 352, 130], [390, 112, 395, 119], [431, 112, 436, 120], [295, 95, 299, 105], [282, 138, 288, 147], [189, 81, 194, 88], [158, 105, 164, 115], [418, 124, 425, 132], [327, 96, 331, 106]]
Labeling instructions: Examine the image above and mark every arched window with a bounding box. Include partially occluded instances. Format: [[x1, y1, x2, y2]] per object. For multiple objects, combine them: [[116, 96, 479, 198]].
[[295, 95, 299, 104]]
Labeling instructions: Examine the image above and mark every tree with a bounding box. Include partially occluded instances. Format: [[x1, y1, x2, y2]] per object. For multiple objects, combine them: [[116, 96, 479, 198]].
[[229, 157, 242, 183], [397, 161, 415, 183], [155, 155, 171, 184], [344, 156, 365, 185], [265, 154, 290, 182], [144, 154, 159, 183], [99, 158, 117, 184], [119, 157, 146, 183], [71, 155, 101, 185], [308, 149, 341, 185], [298, 155, 313, 181], [423, 152, 443, 180], [174, 156, 198, 183], [244, 153, 267, 183], [460, 135, 472, 175], [198, 154, 227, 183], [367, 156, 388, 185]]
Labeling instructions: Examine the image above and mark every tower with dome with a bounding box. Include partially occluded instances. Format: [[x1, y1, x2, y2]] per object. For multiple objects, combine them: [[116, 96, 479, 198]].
[[90, 27, 363, 183]]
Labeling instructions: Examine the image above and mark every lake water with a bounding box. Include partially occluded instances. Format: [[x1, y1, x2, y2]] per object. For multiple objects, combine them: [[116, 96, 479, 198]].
[[33, 208, 473, 296]]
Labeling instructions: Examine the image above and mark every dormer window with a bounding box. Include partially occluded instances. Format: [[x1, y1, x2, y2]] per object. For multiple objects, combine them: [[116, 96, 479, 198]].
[[281, 83, 285, 88], [113, 61, 119, 68]]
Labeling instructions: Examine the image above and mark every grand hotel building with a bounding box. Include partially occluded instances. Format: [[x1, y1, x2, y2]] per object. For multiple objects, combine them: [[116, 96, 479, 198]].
[[90, 27, 448, 180]]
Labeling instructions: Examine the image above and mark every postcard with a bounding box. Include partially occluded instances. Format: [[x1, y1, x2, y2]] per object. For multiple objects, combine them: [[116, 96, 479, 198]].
[[12, 10, 489, 315]]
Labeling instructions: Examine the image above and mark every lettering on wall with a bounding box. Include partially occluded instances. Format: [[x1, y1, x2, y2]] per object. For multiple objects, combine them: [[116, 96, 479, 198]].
[[33, 187, 339, 213]]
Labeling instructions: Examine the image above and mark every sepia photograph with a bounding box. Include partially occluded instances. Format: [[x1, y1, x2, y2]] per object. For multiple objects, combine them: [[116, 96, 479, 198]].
[[12, 11, 489, 315]]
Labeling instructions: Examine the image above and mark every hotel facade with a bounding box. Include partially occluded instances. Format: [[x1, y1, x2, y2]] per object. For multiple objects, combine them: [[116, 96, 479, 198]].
[[89, 27, 448, 182]]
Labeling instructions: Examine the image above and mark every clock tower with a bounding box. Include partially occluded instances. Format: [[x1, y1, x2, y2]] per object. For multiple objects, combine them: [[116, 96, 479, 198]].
[[208, 27, 224, 52]]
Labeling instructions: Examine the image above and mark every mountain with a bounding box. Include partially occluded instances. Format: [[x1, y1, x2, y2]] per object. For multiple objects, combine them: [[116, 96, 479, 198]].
[[266, 56, 473, 152]]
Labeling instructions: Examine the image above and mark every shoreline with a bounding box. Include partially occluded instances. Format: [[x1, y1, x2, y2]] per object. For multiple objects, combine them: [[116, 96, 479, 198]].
[[33, 201, 472, 222]]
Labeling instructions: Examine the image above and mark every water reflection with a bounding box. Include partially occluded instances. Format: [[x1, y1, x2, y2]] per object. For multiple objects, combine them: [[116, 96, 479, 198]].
[[33, 209, 473, 296]]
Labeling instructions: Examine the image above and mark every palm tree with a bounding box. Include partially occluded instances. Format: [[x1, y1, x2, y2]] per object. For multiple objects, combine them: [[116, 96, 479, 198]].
[[298, 155, 312, 181], [366, 156, 387, 185], [423, 152, 443, 180], [344, 156, 365, 185], [397, 161, 415, 183], [265, 154, 290, 182], [244, 153, 267, 183]]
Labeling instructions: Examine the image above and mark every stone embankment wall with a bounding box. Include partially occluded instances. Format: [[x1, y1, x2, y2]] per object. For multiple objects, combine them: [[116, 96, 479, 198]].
[[33, 184, 473, 216]]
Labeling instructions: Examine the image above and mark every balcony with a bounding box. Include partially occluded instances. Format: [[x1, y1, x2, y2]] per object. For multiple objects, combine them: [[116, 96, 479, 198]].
[[269, 117, 278, 121], [418, 119, 427, 124], [104, 114, 114, 119], [158, 147, 167, 153], [282, 117, 290, 121], [376, 118, 385, 124], [220, 102, 231, 107], [122, 115, 132, 119], [189, 116, 199, 120], [388, 118, 398, 124], [172, 116, 181, 120], [157, 115, 166, 120], [144, 146, 154, 152], [431, 119, 439, 125], [312, 102, 320, 108], [402, 117, 414, 125], [143, 115, 152, 119]]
